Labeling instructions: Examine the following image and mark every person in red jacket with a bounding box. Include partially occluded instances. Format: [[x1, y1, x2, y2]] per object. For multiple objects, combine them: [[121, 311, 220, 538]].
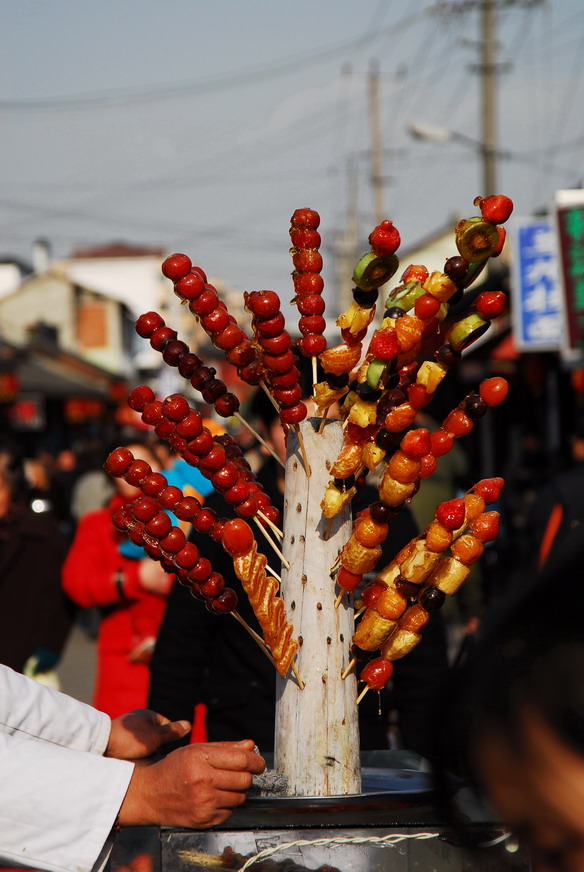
[[62, 441, 172, 718]]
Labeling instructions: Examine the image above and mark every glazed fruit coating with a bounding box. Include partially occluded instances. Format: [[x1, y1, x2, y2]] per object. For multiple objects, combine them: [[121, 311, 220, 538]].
[[360, 658, 394, 690]]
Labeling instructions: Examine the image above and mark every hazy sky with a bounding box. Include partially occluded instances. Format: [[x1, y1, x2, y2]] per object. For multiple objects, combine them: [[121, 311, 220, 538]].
[[2, 0, 583, 304]]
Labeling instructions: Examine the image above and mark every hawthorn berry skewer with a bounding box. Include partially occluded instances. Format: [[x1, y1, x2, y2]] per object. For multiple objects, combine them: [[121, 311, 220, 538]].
[[161, 253, 265, 389], [289, 207, 327, 383], [134, 311, 285, 469]]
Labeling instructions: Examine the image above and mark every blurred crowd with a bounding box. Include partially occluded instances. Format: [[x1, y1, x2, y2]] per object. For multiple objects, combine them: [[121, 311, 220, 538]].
[[2, 384, 582, 754]]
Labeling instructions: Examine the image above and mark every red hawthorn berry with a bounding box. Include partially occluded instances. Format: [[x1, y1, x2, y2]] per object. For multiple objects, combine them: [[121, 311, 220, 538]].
[[104, 447, 134, 476], [400, 427, 432, 459], [255, 313, 286, 338], [475, 194, 514, 225], [293, 272, 324, 295], [369, 327, 400, 362], [292, 249, 323, 273], [214, 393, 240, 417], [475, 291, 506, 320], [174, 271, 205, 301], [361, 658, 394, 690], [435, 498, 466, 531], [368, 220, 401, 257], [222, 518, 255, 557], [414, 293, 441, 320], [161, 253, 192, 282], [430, 428, 453, 457], [260, 333, 292, 355], [408, 383, 432, 410], [337, 567, 362, 592], [162, 393, 190, 422], [492, 225, 506, 257], [263, 349, 296, 374], [238, 360, 263, 385], [127, 385, 155, 412], [469, 511, 500, 543], [296, 294, 325, 316], [149, 326, 177, 351], [201, 307, 230, 334], [418, 454, 438, 479], [473, 477, 505, 504], [289, 228, 321, 250], [298, 334, 327, 356], [298, 315, 326, 336], [191, 266, 208, 283], [270, 366, 301, 388], [162, 340, 189, 367], [479, 377, 509, 407], [290, 208, 320, 230], [279, 403, 308, 425], [400, 264, 429, 284], [226, 340, 257, 368], [189, 289, 219, 317], [213, 324, 245, 351], [246, 290, 281, 319], [135, 311, 164, 338]]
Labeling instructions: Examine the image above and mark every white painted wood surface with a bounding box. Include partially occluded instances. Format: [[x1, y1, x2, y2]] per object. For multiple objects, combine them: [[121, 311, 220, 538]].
[[274, 418, 361, 796]]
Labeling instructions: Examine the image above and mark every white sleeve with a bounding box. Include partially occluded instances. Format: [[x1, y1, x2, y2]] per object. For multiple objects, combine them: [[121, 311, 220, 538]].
[[0, 665, 111, 754], [0, 730, 134, 872]]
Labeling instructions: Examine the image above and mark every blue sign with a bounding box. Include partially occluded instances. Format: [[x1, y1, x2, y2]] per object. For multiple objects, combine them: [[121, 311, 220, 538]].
[[511, 218, 563, 352]]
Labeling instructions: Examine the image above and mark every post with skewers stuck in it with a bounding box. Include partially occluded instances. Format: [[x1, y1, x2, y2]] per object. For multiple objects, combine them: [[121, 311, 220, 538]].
[[274, 418, 361, 796]]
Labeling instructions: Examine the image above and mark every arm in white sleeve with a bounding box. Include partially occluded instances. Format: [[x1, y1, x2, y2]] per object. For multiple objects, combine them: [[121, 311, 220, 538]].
[[0, 665, 110, 754], [0, 731, 133, 872]]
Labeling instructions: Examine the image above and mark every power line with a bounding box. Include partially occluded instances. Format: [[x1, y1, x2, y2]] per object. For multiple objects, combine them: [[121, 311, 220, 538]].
[[0, 12, 421, 112]]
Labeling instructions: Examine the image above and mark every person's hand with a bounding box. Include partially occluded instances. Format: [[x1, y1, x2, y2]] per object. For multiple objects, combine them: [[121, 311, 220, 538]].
[[138, 559, 173, 595], [118, 740, 265, 828], [106, 709, 191, 759]]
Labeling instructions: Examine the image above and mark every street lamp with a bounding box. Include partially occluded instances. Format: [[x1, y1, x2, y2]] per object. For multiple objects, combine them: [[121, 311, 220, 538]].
[[407, 120, 510, 197]]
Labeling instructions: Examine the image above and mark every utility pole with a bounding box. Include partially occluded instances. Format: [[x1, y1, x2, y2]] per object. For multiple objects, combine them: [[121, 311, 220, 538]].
[[368, 58, 384, 225], [335, 157, 360, 318], [481, 0, 497, 196]]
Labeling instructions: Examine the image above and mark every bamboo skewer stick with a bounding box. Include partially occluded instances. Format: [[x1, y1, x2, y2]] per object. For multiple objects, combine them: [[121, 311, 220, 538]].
[[341, 657, 357, 680], [257, 509, 283, 540], [234, 412, 285, 469], [318, 408, 331, 434], [294, 425, 311, 477], [260, 379, 281, 412], [291, 662, 305, 691], [266, 567, 282, 584], [354, 605, 366, 619], [356, 685, 370, 705], [253, 518, 290, 570], [231, 611, 276, 666], [311, 356, 318, 386], [334, 590, 345, 609]]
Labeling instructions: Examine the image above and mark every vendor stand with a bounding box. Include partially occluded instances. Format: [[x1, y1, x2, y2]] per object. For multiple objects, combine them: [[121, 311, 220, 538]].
[[107, 199, 524, 872]]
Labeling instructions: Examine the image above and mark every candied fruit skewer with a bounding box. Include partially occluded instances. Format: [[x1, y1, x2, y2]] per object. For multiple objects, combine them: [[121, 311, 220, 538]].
[[105, 448, 287, 659], [245, 290, 309, 428], [289, 208, 327, 380], [362, 506, 502, 690], [244, 288, 312, 476], [135, 311, 284, 468], [104, 448, 238, 613], [161, 253, 265, 388], [221, 518, 299, 678], [127, 386, 281, 527], [342, 381, 508, 598], [315, 218, 402, 422], [135, 311, 240, 418], [351, 478, 504, 658]]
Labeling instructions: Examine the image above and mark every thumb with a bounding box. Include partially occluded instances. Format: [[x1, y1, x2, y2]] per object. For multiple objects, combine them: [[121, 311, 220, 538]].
[[157, 719, 191, 743]]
